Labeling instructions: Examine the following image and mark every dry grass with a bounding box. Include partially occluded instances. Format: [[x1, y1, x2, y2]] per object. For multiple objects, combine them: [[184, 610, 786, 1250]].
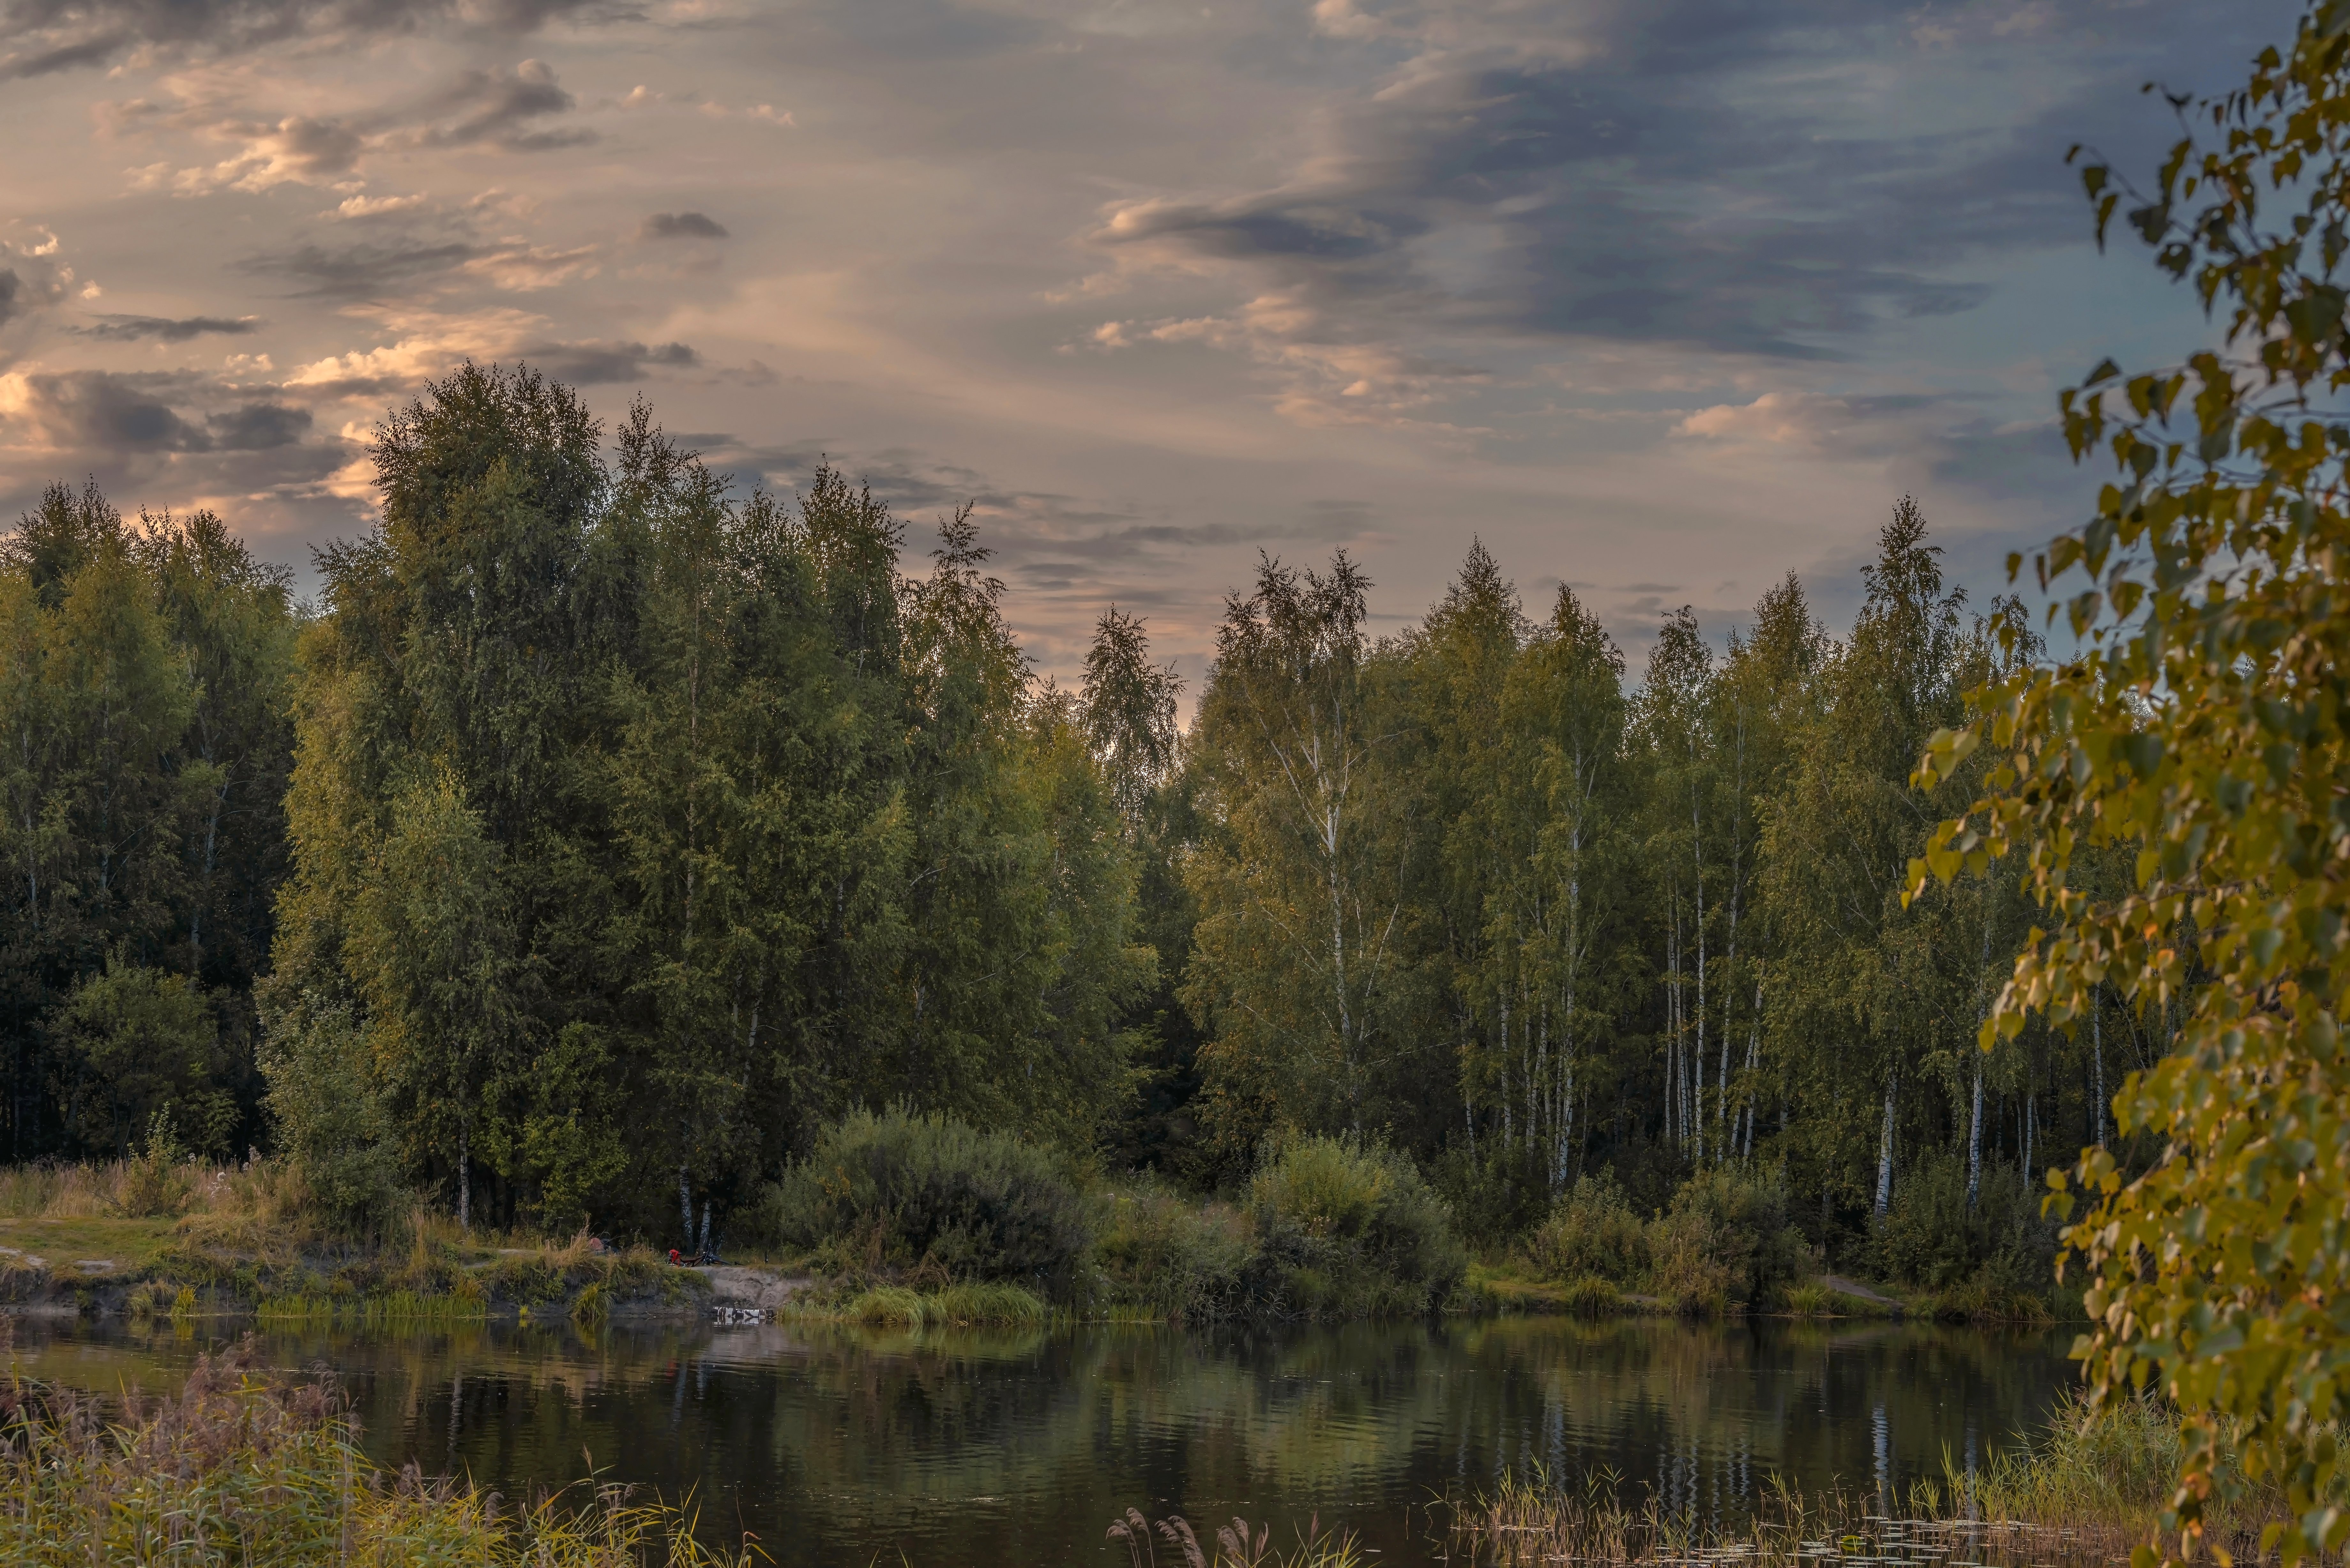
[[0, 1322, 757, 1566], [1438, 1398, 2317, 1568], [1110, 1507, 1364, 1568]]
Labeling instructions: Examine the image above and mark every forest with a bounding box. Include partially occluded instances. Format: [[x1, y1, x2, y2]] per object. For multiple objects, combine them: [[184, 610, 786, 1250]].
[[0, 361, 2141, 1297]]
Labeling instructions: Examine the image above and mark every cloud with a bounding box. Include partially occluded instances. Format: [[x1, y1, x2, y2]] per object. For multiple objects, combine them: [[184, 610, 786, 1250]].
[[77, 313, 262, 341], [0, 0, 598, 80], [421, 58, 592, 151], [1063, 0, 2248, 430], [1674, 390, 1978, 456], [515, 337, 697, 382], [205, 400, 311, 448], [279, 307, 542, 394], [639, 211, 727, 240], [0, 369, 207, 451], [239, 238, 483, 298], [0, 270, 19, 329]]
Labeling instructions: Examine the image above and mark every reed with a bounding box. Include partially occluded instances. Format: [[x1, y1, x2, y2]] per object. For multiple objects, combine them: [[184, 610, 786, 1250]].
[[0, 1326, 755, 1567], [1110, 1507, 1364, 1568], [253, 1289, 490, 1326], [1440, 1403, 2317, 1568], [1443, 1464, 2148, 1568]]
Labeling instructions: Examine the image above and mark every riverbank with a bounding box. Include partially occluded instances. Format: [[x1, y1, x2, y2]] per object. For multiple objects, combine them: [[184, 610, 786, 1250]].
[[0, 1147, 2063, 1330], [0, 1160, 716, 1323]]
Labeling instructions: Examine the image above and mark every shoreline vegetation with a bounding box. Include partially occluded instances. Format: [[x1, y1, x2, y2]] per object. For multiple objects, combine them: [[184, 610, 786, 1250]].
[[1, 1112, 2072, 1327], [2, 1326, 2306, 1568]]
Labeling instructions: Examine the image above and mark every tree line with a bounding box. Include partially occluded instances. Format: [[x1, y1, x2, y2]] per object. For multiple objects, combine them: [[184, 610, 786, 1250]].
[[0, 363, 2144, 1278]]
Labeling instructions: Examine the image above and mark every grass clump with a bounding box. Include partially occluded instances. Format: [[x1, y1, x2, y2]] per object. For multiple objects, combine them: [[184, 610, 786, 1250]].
[[1779, 1279, 1833, 1316], [753, 1109, 1090, 1294], [1247, 1135, 1465, 1318], [0, 1330, 753, 1566]]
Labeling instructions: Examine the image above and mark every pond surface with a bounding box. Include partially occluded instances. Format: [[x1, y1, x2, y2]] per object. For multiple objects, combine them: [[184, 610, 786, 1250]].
[[14, 1313, 2076, 1564]]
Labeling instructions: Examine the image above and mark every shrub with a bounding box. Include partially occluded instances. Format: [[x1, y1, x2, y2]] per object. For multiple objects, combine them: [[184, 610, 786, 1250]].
[[1646, 1166, 1808, 1312], [1092, 1183, 1252, 1318], [1524, 1173, 1648, 1285], [754, 1111, 1091, 1293], [1246, 1136, 1465, 1317], [1867, 1152, 2053, 1298], [258, 999, 405, 1239], [112, 1111, 194, 1219]]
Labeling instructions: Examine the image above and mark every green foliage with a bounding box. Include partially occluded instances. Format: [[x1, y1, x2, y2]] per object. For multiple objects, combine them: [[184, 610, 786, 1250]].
[[264, 367, 1147, 1240], [1651, 1165, 1809, 1310], [1092, 1182, 1252, 1318], [113, 1109, 193, 1219], [1246, 1135, 1465, 1317], [0, 488, 294, 1163], [755, 1109, 1091, 1292], [1779, 1280, 1832, 1316], [1902, 9, 2350, 1558], [1864, 1150, 2050, 1294], [1555, 1275, 1621, 1317], [258, 998, 403, 1238], [48, 962, 233, 1160], [1524, 1173, 1648, 1285]]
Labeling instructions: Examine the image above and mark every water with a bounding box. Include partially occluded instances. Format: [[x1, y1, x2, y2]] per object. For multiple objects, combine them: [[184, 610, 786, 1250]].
[[12, 1314, 2076, 1564]]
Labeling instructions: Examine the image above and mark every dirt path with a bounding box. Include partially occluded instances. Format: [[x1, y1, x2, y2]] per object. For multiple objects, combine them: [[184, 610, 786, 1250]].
[[694, 1265, 808, 1312]]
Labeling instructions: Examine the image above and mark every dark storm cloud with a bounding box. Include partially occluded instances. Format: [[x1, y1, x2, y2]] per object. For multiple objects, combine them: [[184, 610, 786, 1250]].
[[0, 270, 20, 328], [236, 238, 479, 298], [519, 339, 698, 382], [3, 371, 315, 455], [77, 313, 261, 341], [0, 0, 596, 79], [423, 58, 592, 151], [639, 211, 727, 241], [4, 370, 208, 451], [206, 400, 311, 449], [1093, 0, 2289, 360]]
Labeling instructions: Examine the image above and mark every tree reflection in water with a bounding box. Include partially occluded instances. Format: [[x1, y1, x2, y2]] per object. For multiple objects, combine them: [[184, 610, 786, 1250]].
[[13, 1315, 2074, 1567]]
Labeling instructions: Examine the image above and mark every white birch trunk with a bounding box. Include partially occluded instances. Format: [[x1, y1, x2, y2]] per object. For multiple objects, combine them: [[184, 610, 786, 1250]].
[[1873, 1075, 1897, 1218]]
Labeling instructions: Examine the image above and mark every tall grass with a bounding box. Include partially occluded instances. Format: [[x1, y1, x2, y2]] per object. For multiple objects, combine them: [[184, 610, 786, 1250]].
[[1444, 1396, 2318, 1568], [1110, 1507, 1363, 1568], [1447, 1465, 2131, 1568], [0, 1328, 754, 1566]]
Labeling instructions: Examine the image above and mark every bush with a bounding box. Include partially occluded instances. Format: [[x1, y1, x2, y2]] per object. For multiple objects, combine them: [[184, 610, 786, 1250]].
[[752, 1110, 1090, 1293], [1866, 1151, 2053, 1298], [1647, 1166, 1808, 1313], [1524, 1173, 1648, 1285], [1092, 1183, 1252, 1318], [112, 1111, 194, 1219], [1246, 1136, 1465, 1317], [258, 999, 404, 1239]]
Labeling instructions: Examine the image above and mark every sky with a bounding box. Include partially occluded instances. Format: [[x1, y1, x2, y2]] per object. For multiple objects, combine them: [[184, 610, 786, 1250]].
[[0, 0, 2303, 690]]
